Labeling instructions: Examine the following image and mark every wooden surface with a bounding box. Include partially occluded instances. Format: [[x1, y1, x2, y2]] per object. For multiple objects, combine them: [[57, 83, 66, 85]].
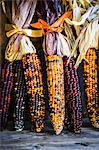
[[0, 127, 99, 150]]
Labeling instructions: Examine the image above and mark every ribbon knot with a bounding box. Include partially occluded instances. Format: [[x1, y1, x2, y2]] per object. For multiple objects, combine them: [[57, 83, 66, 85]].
[[30, 11, 72, 34], [5, 24, 43, 38], [5, 11, 71, 38]]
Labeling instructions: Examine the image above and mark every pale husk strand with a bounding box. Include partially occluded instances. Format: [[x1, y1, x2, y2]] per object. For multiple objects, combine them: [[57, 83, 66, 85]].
[[75, 19, 99, 67], [64, 3, 99, 67], [65, 6, 93, 26], [2, 0, 38, 62]]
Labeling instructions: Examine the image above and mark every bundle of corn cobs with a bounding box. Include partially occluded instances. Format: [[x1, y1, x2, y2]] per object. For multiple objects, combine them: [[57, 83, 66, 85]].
[[0, 0, 99, 133], [0, 0, 45, 133], [61, 0, 99, 128]]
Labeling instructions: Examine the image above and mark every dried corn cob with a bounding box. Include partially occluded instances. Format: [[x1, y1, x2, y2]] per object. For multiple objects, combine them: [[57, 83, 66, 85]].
[[96, 50, 99, 121], [22, 53, 45, 132], [63, 56, 82, 133], [84, 48, 99, 128], [13, 60, 26, 131], [46, 55, 65, 135], [0, 60, 13, 130]]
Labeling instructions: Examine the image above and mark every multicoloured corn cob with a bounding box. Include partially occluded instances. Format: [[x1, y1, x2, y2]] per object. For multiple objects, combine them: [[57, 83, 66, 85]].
[[0, 60, 13, 130], [13, 60, 26, 131], [22, 53, 45, 132], [96, 50, 99, 121], [84, 48, 99, 128], [46, 55, 65, 135], [63, 56, 82, 133]]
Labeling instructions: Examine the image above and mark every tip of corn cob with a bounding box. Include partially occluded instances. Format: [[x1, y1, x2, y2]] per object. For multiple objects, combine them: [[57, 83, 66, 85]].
[[55, 126, 63, 135], [36, 128, 42, 133], [92, 122, 99, 129]]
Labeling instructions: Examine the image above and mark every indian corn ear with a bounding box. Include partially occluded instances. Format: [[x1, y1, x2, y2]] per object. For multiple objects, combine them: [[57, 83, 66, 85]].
[[22, 53, 45, 132], [46, 55, 65, 135], [84, 48, 99, 128], [0, 61, 13, 130], [63, 56, 82, 133], [13, 60, 26, 131]]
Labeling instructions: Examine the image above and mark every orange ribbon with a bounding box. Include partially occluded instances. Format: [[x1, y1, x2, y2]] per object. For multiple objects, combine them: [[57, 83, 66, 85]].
[[30, 11, 72, 34]]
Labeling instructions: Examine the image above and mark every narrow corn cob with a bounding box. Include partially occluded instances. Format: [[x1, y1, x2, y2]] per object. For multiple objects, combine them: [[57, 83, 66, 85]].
[[63, 56, 82, 133], [0, 60, 13, 130], [84, 48, 99, 128], [22, 53, 45, 132], [46, 55, 65, 135], [13, 60, 26, 131], [97, 50, 99, 120]]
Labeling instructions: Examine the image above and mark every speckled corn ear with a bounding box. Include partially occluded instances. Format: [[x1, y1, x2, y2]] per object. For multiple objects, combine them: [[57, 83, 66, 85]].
[[22, 53, 45, 132], [46, 55, 65, 135], [84, 48, 99, 128], [63, 56, 82, 133], [0, 61, 13, 130], [13, 60, 26, 131]]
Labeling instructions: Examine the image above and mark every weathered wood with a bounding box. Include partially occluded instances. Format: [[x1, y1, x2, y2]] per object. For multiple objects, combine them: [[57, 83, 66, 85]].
[[0, 127, 99, 150]]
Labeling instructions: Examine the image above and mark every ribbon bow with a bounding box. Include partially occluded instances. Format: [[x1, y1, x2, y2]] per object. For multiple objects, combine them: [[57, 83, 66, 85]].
[[30, 11, 72, 34], [5, 24, 43, 38]]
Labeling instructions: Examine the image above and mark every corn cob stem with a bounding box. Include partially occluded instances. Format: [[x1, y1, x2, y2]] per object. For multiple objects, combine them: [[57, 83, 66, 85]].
[[13, 60, 26, 131], [46, 55, 65, 135], [0, 60, 13, 130], [63, 56, 82, 133], [22, 53, 45, 132], [84, 48, 99, 128]]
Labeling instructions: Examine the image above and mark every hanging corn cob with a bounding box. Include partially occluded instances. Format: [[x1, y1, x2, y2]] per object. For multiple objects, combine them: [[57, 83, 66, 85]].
[[84, 48, 99, 128], [1, 0, 43, 131], [97, 50, 99, 121], [31, 10, 71, 134], [63, 56, 82, 133], [63, 1, 99, 128], [13, 60, 26, 131], [22, 53, 45, 132], [0, 60, 13, 130], [46, 55, 65, 134]]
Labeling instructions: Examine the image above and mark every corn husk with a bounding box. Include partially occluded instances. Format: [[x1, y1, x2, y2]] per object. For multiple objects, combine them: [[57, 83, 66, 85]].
[[58, 33, 71, 57], [65, 6, 93, 26], [65, 4, 99, 67], [68, 0, 91, 8], [5, 35, 36, 62], [2, 0, 37, 62], [75, 19, 99, 67]]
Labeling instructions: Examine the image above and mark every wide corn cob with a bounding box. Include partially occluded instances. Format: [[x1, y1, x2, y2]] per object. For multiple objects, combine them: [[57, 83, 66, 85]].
[[22, 53, 45, 132], [84, 48, 99, 128], [46, 55, 65, 135], [0, 60, 13, 130], [63, 56, 82, 133], [13, 60, 26, 131]]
